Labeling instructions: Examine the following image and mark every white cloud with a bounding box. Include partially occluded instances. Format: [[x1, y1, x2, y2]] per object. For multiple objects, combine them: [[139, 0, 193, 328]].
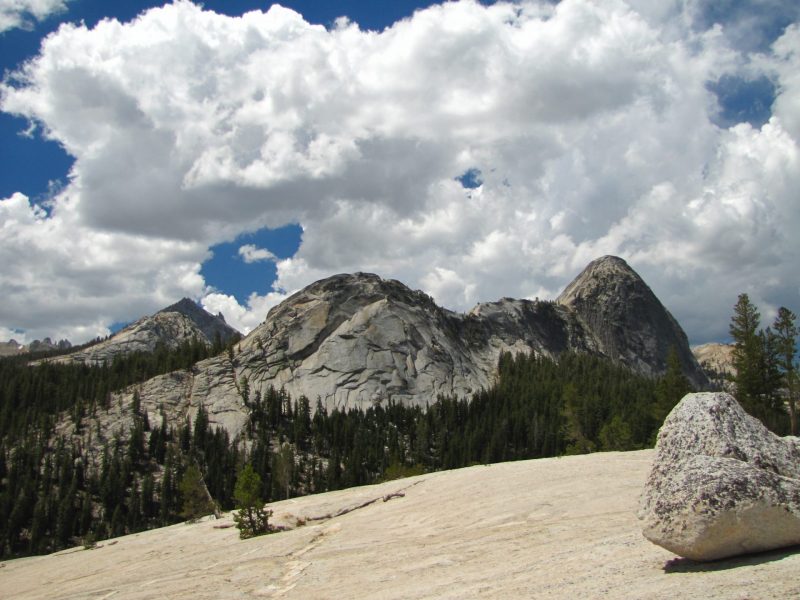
[[0, 0, 70, 33], [238, 244, 276, 264], [1, 0, 799, 344], [0, 191, 208, 342], [201, 290, 287, 335]]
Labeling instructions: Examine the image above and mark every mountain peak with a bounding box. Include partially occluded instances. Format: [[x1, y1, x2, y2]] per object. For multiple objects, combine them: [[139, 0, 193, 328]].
[[557, 256, 707, 387], [48, 298, 239, 365], [556, 255, 642, 304], [159, 297, 202, 316], [157, 297, 239, 341]]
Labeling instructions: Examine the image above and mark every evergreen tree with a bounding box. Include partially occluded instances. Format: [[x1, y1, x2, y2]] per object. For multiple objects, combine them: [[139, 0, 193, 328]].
[[730, 293, 763, 412], [131, 390, 141, 416], [159, 449, 176, 525], [598, 415, 633, 451], [653, 347, 691, 427], [773, 307, 798, 434], [142, 474, 155, 522], [232, 464, 271, 539], [177, 464, 214, 523], [272, 444, 294, 500]]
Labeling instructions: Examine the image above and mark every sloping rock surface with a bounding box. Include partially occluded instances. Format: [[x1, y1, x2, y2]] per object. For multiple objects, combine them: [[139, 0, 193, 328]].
[[4, 451, 800, 600], [639, 392, 800, 561], [102, 256, 706, 438], [235, 273, 598, 410], [55, 298, 239, 365], [557, 256, 706, 388]]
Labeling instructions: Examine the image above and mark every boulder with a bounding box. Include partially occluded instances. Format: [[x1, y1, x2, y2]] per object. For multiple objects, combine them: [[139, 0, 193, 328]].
[[639, 392, 800, 561]]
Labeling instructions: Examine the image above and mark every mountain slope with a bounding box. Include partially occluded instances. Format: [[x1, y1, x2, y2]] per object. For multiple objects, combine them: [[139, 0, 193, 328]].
[[557, 256, 707, 388], [3, 450, 797, 599], [54, 298, 239, 365], [97, 256, 706, 438]]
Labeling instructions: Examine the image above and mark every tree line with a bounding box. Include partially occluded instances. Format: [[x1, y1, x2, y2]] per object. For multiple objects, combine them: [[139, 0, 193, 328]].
[[0, 335, 239, 444], [0, 344, 691, 559], [728, 294, 797, 435]]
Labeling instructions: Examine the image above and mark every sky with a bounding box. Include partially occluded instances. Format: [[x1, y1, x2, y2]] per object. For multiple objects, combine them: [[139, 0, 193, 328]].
[[0, 0, 798, 347]]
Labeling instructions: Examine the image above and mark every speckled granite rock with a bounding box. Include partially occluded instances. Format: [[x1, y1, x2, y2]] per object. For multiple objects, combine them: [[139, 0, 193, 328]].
[[639, 392, 800, 561]]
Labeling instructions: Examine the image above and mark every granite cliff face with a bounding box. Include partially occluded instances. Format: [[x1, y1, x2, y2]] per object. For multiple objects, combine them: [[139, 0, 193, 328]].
[[100, 256, 706, 439], [557, 256, 706, 388], [54, 298, 239, 365]]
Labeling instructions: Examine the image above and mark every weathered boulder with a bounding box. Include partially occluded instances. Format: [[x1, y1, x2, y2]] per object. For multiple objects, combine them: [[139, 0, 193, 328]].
[[639, 392, 800, 561]]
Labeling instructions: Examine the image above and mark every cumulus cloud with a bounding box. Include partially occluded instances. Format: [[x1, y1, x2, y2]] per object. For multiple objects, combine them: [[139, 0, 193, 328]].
[[202, 290, 287, 335], [1, 0, 799, 344], [0, 191, 207, 342], [238, 244, 276, 264], [0, 0, 71, 33]]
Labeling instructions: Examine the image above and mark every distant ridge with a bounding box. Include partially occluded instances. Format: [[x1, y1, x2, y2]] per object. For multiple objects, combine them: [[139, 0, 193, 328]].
[[50, 298, 239, 364], [102, 255, 707, 438]]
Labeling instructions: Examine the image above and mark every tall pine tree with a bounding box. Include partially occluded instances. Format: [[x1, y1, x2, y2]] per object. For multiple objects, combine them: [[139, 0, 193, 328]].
[[774, 307, 798, 434]]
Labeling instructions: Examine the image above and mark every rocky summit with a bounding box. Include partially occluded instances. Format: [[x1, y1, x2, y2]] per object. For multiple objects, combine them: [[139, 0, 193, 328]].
[[54, 298, 239, 365], [557, 256, 704, 387], [97, 256, 706, 439]]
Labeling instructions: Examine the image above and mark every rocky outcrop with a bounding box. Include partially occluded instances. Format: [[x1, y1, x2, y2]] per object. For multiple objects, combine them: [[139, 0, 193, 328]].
[[54, 298, 239, 365], [110, 256, 706, 438], [639, 392, 800, 561], [43, 256, 708, 442], [158, 298, 237, 346], [7, 450, 800, 600], [692, 342, 735, 391], [236, 275, 604, 409], [0, 339, 23, 357], [1, 337, 72, 356], [557, 256, 706, 388]]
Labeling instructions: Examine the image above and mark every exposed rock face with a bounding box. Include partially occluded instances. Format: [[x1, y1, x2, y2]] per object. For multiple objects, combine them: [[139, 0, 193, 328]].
[[113, 256, 706, 438], [639, 392, 800, 561], [0, 339, 23, 357], [692, 342, 735, 391], [55, 298, 239, 365], [557, 256, 706, 388], [7, 450, 800, 600], [1, 337, 71, 356], [236, 274, 600, 409], [158, 298, 237, 345]]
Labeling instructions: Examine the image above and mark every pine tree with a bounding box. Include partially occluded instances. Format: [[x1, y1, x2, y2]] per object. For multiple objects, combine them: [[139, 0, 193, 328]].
[[177, 464, 213, 523], [774, 307, 798, 434], [729, 294, 769, 418], [159, 449, 176, 525], [232, 464, 272, 539], [142, 473, 155, 522], [272, 444, 294, 500], [653, 347, 691, 426], [131, 390, 141, 416]]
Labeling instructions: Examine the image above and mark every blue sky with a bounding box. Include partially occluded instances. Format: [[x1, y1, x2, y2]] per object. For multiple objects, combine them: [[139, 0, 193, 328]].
[[0, 0, 798, 345]]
